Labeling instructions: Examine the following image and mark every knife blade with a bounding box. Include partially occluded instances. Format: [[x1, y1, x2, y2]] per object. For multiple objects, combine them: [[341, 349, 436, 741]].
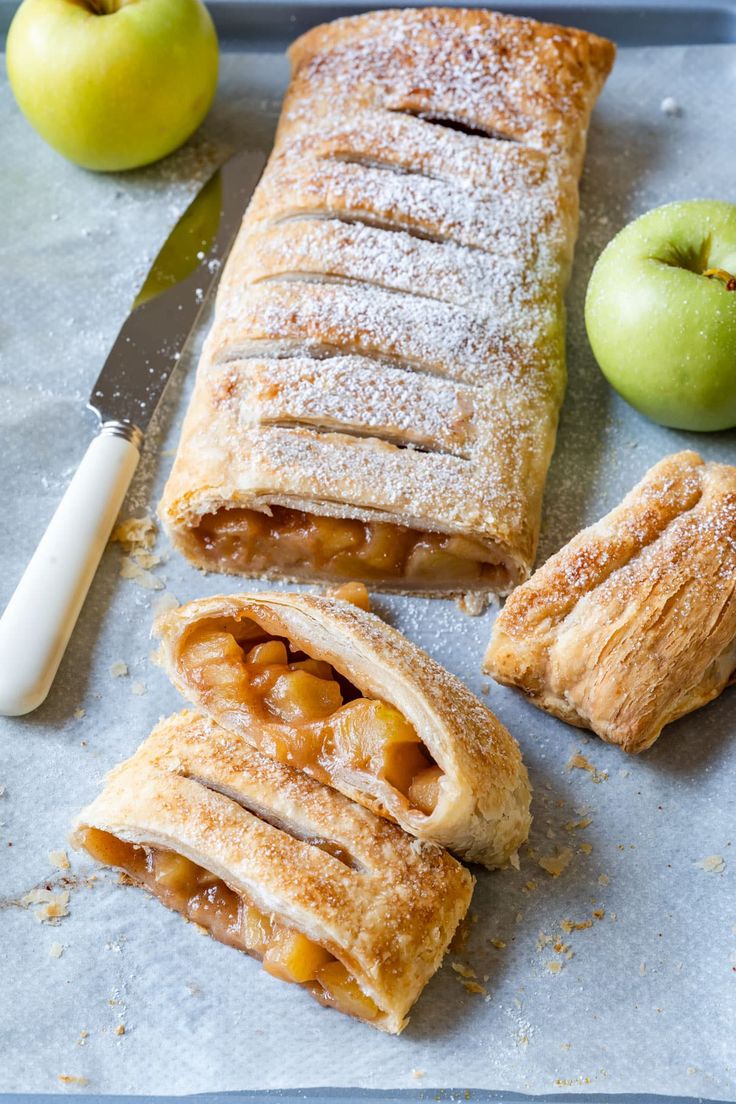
[[89, 147, 264, 439], [0, 148, 265, 717]]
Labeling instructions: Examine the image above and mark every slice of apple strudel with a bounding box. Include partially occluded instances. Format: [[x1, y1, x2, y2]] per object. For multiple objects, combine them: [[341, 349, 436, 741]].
[[159, 7, 615, 600], [73, 710, 473, 1034], [153, 592, 531, 868], [485, 452, 736, 753]]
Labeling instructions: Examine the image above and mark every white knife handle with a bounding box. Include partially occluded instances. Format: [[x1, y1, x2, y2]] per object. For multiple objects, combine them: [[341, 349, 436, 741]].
[[0, 424, 142, 717]]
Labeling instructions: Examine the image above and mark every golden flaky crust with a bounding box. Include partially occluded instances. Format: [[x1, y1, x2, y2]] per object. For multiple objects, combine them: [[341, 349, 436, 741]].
[[73, 711, 473, 1034], [485, 452, 736, 753], [153, 592, 532, 867], [159, 7, 614, 598]]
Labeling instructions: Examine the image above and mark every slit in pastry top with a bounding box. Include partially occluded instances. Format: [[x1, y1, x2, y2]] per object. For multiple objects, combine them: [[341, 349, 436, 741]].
[[73, 710, 474, 1035], [153, 592, 532, 869]]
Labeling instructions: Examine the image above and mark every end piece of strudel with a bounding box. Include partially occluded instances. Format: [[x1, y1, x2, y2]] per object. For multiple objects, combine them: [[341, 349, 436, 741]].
[[159, 7, 615, 600], [73, 711, 473, 1034], [485, 452, 736, 753], [153, 591, 532, 868]]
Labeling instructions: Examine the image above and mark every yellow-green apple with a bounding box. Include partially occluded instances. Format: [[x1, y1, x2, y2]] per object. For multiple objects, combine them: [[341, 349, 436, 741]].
[[6, 0, 219, 172], [585, 200, 736, 432]]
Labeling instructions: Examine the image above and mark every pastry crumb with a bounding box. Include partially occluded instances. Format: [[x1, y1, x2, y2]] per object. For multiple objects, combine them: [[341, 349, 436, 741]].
[[411, 1069, 424, 1080], [547, 960, 563, 974], [21, 886, 70, 923], [598, 873, 610, 886], [695, 855, 726, 874], [73, 707, 86, 720], [639, 961, 647, 976], [57, 1075, 89, 1087], [561, 918, 592, 933], [455, 592, 487, 616], [462, 979, 488, 996], [451, 961, 477, 980], [579, 842, 593, 855], [49, 941, 64, 959], [109, 661, 128, 678], [49, 850, 70, 871], [489, 938, 506, 949], [508, 850, 520, 870], [567, 752, 608, 783], [131, 680, 147, 696], [110, 515, 156, 552], [114, 1024, 125, 1037], [538, 848, 573, 877], [152, 591, 180, 617], [119, 558, 165, 591]]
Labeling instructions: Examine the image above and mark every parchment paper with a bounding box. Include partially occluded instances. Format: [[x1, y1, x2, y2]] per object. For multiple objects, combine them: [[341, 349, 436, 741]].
[[0, 44, 734, 1099]]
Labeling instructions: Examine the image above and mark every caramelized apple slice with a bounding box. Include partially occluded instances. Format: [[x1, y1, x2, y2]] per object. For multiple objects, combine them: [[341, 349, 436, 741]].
[[263, 928, 335, 983], [264, 669, 343, 723], [329, 699, 430, 789], [328, 581, 371, 610], [245, 640, 289, 666], [405, 543, 482, 583], [152, 851, 202, 890], [407, 765, 443, 815], [289, 658, 335, 679], [316, 961, 380, 1022], [186, 628, 249, 699]]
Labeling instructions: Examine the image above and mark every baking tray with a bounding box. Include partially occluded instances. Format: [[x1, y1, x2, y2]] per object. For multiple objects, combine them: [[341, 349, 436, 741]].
[[1, 3, 735, 1103], [206, 0, 736, 46], [2, 0, 736, 45]]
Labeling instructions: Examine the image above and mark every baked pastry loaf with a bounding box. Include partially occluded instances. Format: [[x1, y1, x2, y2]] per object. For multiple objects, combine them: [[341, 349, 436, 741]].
[[159, 7, 615, 600], [485, 452, 736, 753], [153, 592, 532, 868], [73, 711, 473, 1034]]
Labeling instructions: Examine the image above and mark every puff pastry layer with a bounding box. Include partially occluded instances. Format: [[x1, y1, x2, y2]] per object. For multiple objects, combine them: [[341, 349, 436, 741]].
[[73, 711, 473, 1033], [159, 7, 614, 599], [485, 452, 736, 753], [154, 592, 532, 867]]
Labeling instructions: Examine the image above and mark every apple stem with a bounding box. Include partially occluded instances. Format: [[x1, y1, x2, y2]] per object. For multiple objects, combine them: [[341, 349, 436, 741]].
[[703, 267, 736, 292], [88, 0, 125, 12]]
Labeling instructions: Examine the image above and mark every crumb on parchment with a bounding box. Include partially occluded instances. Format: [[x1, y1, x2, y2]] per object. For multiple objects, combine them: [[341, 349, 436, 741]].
[[538, 848, 573, 877], [49, 850, 70, 871], [567, 752, 608, 783], [21, 886, 70, 923], [110, 515, 156, 552], [110, 661, 128, 678], [695, 855, 726, 874]]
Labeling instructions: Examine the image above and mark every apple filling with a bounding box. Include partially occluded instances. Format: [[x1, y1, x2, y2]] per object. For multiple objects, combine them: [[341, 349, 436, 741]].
[[192, 505, 504, 590], [181, 627, 444, 816], [82, 827, 380, 1023]]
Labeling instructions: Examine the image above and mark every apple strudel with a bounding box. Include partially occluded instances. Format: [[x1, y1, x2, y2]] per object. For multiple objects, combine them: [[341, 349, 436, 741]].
[[73, 711, 473, 1034], [159, 7, 615, 599], [153, 591, 531, 868], [485, 452, 736, 753]]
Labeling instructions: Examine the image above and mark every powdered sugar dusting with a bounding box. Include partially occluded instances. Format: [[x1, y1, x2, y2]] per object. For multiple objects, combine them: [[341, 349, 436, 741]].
[[162, 8, 613, 593]]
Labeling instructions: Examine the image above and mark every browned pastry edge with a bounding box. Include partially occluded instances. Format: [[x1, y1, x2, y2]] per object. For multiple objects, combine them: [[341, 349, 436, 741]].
[[485, 451, 736, 752]]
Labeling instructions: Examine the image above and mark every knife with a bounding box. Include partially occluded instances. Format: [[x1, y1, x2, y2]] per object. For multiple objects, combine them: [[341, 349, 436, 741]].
[[0, 148, 265, 717]]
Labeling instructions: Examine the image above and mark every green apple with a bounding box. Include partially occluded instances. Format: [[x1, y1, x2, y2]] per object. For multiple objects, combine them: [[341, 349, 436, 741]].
[[6, 0, 219, 172], [585, 200, 736, 432]]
